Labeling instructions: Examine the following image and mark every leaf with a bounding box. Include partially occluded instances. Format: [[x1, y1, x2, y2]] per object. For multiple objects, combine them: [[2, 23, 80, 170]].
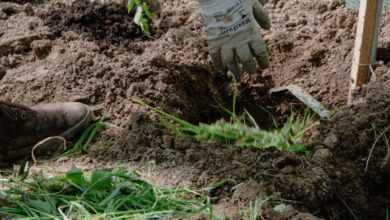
[[142, 2, 153, 19], [288, 144, 309, 154], [65, 167, 86, 188], [26, 199, 55, 215], [132, 4, 152, 38], [81, 119, 104, 152], [90, 170, 113, 191], [17, 161, 30, 181], [128, 0, 136, 13], [134, 5, 143, 26], [98, 184, 124, 207], [140, 18, 151, 38]]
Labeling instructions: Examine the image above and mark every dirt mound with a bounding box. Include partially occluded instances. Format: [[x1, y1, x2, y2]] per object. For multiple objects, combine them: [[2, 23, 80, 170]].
[[42, 0, 144, 47], [90, 79, 390, 220], [264, 0, 390, 107], [263, 0, 357, 107], [2, 0, 390, 219], [312, 77, 390, 219], [0, 0, 273, 125], [90, 112, 333, 209]]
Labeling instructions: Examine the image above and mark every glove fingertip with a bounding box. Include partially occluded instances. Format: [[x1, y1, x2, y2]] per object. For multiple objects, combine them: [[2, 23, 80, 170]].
[[210, 50, 225, 72], [227, 63, 242, 77], [257, 56, 269, 69], [243, 60, 258, 73], [249, 42, 269, 69], [253, 1, 271, 30]]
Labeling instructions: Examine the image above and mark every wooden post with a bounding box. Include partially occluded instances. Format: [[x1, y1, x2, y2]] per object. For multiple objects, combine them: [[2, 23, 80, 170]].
[[348, 0, 383, 105]]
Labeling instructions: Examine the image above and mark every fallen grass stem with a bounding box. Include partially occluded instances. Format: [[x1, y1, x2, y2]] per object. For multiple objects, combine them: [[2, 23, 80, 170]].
[[134, 99, 314, 154], [62, 118, 104, 157]]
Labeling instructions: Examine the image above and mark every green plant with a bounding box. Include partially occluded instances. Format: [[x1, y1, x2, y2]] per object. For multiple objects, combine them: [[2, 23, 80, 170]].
[[0, 167, 210, 220], [62, 118, 104, 157], [134, 99, 315, 154], [128, 0, 154, 37]]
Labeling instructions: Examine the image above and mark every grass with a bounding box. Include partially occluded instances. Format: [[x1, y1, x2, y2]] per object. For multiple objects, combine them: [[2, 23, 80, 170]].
[[0, 167, 211, 220], [244, 197, 271, 220], [128, 0, 154, 37], [134, 99, 315, 155], [62, 118, 104, 157]]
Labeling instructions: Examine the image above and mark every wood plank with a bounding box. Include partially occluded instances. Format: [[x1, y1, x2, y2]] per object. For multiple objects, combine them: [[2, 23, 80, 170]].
[[348, 0, 383, 105]]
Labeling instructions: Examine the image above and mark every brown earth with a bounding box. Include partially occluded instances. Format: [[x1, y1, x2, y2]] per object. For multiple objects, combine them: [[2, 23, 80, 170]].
[[2, 0, 390, 219]]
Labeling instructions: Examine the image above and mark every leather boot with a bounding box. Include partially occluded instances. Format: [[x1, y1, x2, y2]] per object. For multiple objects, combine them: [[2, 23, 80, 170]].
[[0, 101, 94, 164]]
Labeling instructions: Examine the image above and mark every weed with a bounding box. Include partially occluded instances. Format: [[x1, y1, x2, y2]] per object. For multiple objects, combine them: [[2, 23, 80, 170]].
[[134, 99, 315, 154], [62, 118, 104, 157], [128, 0, 154, 37], [0, 167, 210, 220]]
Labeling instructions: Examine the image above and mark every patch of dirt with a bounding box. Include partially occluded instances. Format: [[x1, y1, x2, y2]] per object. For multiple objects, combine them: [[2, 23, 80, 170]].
[[311, 76, 390, 220], [2, 0, 390, 219], [42, 0, 145, 47], [263, 0, 390, 108], [90, 111, 334, 218], [90, 77, 390, 220], [0, 0, 273, 126]]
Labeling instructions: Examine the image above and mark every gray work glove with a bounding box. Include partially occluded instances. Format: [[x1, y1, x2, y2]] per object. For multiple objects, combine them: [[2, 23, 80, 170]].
[[199, 0, 271, 76]]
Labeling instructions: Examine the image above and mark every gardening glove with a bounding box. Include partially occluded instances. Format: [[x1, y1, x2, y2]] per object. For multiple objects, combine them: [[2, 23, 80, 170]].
[[199, 0, 271, 77]]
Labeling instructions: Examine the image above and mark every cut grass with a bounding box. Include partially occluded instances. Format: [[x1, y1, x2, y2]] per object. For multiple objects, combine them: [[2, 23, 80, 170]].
[[134, 99, 315, 154], [0, 167, 210, 220], [62, 118, 104, 157]]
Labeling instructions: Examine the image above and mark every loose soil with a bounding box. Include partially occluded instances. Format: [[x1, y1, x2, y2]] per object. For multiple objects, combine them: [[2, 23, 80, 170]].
[[2, 0, 390, 219]]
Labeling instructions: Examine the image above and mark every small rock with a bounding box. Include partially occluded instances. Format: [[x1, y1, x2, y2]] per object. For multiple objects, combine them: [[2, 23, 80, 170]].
[[273, 203, 294, 213], [28, 20, 39, 30], [0, 10, 8, 20], [23, 3, 34, 16], [0, 65, 6, 80], [281, 165, 295, 174], [62, 31, 79, 41], [232, 179, 268, 202], [312, 148, 332, 162], [162, 135, 174, 148], [323, 132, 338, 148], [274, 155, 301, 169], [317, 4, 328, 14], [31, 40, 52, 59]]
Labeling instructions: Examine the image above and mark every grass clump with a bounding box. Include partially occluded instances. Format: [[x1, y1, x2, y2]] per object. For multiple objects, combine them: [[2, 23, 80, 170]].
[[135, 100, 315, 154], [0, 168, 210, 220], [62, 118, 104, 157]]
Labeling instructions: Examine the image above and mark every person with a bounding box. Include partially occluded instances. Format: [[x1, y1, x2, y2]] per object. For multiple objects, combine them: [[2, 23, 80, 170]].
[[0, 0, 270, 164]]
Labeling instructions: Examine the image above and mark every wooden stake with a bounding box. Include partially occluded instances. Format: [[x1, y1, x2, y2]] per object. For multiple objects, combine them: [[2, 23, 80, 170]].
[[348, 0, 383, 105]]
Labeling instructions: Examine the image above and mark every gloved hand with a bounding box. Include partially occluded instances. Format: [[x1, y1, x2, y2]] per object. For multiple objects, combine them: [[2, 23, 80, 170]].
[[199, 0, 271, 77]]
